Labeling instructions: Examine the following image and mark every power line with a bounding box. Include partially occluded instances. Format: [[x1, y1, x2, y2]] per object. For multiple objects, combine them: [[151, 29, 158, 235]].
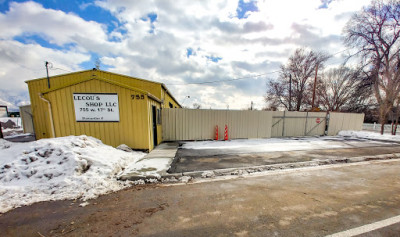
[[50, 67, 72, 73], [167, 49, 350, 86], [329, 48, 348, 56], [167, 70, 281, 86], [3, 53, 43, 72], [3, 54, 73, 74], [45, 61, 72, 73]]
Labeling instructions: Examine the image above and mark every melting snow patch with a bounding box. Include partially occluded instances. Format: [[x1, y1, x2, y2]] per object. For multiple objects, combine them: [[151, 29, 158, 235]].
[[121, 158, 171, 178], [180, 176, 192, 183], [201, 171, 215, 178], [0, 136, 146, 213], [339, 130, 400, 142], [79, 201, 90, 207], [182, 137, 348, 152]]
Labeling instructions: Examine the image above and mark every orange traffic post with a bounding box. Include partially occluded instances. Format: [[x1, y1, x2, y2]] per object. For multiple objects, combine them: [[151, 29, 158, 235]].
[[224, 125, 228, 140], [215, 125, 219, 140]]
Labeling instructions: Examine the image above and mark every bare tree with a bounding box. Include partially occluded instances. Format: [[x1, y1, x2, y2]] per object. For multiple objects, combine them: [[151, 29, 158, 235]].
[[318, 67, 371, 111], [344, 0, 400, 134], [192, 103, 201, 109], [266, 48, 329, 111]]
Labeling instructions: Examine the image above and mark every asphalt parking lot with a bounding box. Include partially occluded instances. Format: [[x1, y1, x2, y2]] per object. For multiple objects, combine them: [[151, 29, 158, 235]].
[[170, 136, 400, 173]]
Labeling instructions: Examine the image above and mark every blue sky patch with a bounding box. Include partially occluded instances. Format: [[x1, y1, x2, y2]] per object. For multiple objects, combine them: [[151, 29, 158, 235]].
[[206, 56, 222, 63], [13, 34, 72, 50], [78, 52, 111, 71], [141, 12, 158, 33], [186, 48, 195, 58], [0, 0, 121, 34], [148, 12, 157, 23], [236, 0, 258, 19], [319, 0, 334, 9]]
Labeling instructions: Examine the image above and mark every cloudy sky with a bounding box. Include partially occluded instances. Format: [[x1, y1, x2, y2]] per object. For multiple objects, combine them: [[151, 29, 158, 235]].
[[0, 0, 369, 110]]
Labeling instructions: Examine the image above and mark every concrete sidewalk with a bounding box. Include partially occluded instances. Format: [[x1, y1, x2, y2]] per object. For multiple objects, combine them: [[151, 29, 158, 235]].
[[120, 142, 179, 180]]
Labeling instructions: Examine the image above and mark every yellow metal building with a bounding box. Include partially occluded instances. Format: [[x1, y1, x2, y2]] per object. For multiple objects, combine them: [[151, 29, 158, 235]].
[[26, 69, 181, 151]]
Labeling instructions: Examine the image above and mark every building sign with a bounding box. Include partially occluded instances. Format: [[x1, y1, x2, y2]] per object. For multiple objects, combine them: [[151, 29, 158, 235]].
[[73, 93, 119, 122]]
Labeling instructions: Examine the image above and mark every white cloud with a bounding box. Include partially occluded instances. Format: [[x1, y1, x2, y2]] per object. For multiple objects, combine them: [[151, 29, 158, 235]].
[[0, 2, 107, 46], [0, 40, 90, 91], [0, 0, 371, 110]]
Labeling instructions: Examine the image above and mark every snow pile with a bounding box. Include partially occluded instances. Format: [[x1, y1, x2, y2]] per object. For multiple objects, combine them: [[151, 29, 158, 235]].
[[339, 130, 400, 142], [0, 136, 146, 213]]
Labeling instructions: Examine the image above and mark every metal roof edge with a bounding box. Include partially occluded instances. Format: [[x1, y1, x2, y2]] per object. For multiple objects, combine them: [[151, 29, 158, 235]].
[[161, 83, 181, 107], [42, 77, 161, 103]]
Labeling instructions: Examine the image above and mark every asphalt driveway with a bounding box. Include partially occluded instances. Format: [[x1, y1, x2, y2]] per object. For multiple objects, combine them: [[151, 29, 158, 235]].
[[170, 136, 400, 173]]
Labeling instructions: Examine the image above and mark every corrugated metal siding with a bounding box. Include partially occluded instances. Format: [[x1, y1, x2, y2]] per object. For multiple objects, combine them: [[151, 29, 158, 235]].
[[162, 109, 273, 141], [306, 112, 328, 136], [46, 79, 152, 149], [267, 111, 327, 137], [327, 112, 365, 135], [26, 70, 176, 150], [271, 111, 284, 137], [28, 79, 52, 139], [162, 90, 180, 108], [163, 110, 363, 140]]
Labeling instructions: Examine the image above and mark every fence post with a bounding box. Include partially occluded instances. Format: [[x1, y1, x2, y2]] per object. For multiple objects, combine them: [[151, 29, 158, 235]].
[[282, 111, 286, 137], [325, 112, 330, 135], [304, 112, 309, 136]]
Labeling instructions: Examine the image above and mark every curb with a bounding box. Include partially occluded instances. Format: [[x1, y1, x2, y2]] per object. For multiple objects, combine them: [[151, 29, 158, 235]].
[[119, 153, 400, 182], [164, 152, 400, 179]]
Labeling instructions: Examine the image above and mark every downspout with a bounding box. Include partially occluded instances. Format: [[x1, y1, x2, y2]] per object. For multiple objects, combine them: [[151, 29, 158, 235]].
[[39, 93, 56, 138]]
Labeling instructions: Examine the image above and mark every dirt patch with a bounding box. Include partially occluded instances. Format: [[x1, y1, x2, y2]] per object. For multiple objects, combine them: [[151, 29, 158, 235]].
[[0, 184, 167, 237]]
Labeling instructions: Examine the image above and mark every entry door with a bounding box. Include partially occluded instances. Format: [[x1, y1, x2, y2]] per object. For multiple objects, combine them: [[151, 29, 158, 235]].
[[152, 106, 158, 147]]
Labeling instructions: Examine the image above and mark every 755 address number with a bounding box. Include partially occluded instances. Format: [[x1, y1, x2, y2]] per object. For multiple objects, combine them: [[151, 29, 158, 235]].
[[131, 94, 145, 100]]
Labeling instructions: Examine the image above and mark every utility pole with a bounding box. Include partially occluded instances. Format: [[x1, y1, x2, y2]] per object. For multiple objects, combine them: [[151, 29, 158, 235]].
[[182, 96, 190, 108], [45, 61, 50, 89], [311, 63, 319, 111], [289, 74, 292, 111], [250, 101, 253, 110]]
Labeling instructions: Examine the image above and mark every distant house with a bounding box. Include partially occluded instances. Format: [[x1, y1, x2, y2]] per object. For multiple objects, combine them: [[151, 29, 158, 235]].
[[0, 105, 8, 118], [25, 69, 181, 151]]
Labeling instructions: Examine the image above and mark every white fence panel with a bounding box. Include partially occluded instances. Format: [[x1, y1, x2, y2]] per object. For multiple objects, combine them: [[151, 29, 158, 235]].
[[162, 109, 273, 141], [162, 109, 364, 141]]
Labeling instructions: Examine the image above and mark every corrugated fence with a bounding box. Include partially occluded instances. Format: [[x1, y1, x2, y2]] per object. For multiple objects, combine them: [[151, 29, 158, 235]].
[[327, 112, 364, 136], [162, 109, 364, 141], [271, 111, 327, 137]]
